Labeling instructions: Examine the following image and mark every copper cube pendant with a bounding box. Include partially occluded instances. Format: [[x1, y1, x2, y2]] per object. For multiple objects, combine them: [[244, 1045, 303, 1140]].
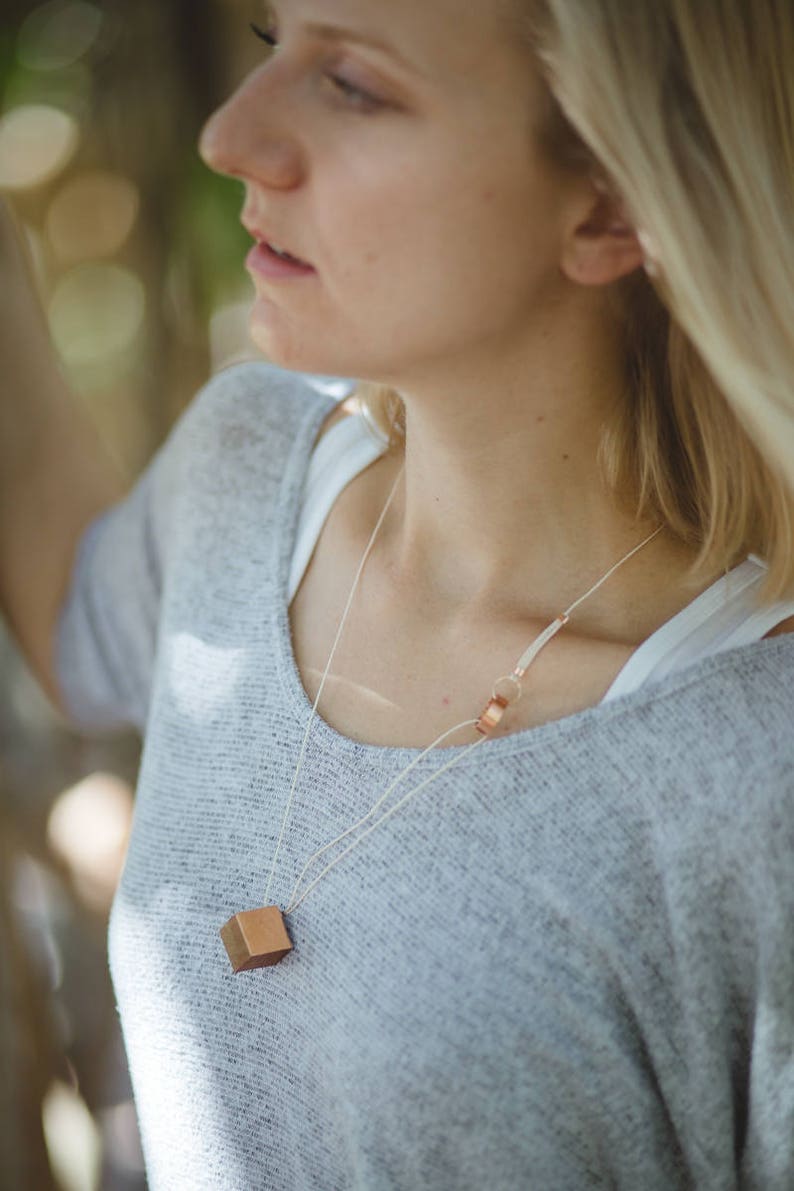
[[220, 906, 293, 972]]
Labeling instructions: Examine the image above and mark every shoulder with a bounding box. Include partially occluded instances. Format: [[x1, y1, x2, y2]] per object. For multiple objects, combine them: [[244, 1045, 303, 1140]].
[[583, 637, 794, 829], [634, 636, 794, 819], [120, 364, 343, 538], [674, 635, 794, 743], [612, 641, 794, 925], [154, 363, 340, 491], [644, 629, 794, 716], [182, 361, 338, 443]]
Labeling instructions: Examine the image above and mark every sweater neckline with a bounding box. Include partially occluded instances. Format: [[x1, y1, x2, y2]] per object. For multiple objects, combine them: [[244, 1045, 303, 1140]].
[[270, 386, 789, 766]]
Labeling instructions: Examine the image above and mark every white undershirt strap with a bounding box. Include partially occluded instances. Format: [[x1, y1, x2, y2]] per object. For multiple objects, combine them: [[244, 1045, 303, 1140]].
[[289, 407, 794, 703]]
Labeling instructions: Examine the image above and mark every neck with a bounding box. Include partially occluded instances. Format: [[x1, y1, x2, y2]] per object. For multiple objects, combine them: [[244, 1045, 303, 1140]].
[[377, 316, 657, 617]]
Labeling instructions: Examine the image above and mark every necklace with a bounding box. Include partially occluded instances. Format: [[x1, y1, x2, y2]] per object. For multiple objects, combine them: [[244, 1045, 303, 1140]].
[[220, 464, 662, 972]]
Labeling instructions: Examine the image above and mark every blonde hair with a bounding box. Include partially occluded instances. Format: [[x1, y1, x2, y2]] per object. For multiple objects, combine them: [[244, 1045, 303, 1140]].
[[362, 0, 794, 596]]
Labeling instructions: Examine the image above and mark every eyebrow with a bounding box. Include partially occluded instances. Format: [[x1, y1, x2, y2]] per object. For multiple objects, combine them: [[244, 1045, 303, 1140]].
[[301, 19, 418, 73]]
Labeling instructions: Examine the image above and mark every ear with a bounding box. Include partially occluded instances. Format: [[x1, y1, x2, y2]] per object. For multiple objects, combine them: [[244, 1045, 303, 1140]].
[[560, 188, 645, 287]]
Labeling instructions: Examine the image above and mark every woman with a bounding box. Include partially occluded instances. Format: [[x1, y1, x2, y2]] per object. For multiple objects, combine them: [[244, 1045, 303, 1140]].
[[5, 0, 794, 1186]]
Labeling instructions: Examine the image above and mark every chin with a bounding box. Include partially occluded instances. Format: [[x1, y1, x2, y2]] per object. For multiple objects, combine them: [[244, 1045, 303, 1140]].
[[247, 302, 321, 374], [247, 302, 393, 384]]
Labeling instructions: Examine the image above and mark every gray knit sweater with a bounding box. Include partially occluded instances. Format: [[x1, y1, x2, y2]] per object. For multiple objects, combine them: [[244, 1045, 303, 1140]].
[[57, 364, 794, 1190]]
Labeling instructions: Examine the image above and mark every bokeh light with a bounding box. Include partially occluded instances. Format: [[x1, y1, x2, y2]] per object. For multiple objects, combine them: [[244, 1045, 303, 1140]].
[[46, 170, 140, 263], [46, 773, 134, 914], [0, 103, 79, 190], [49, 262, 146, 366], [18, 0, 104, 72], [42, 1079, 102, 1191]]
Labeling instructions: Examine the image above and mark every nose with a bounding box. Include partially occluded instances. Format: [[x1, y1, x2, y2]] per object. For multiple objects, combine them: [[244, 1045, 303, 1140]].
[[199, 67, 304, 190]]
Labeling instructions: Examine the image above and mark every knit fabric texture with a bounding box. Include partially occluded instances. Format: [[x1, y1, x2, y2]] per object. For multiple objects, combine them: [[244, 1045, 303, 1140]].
[[57, 363, 794, 1190]]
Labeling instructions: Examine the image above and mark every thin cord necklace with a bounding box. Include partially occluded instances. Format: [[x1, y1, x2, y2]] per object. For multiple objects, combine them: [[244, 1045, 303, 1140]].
[[220, 464, 662, 972]]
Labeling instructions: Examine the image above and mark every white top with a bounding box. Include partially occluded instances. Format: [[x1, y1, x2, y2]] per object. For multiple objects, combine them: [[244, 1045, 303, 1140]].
[[289, 406, 794, 701]]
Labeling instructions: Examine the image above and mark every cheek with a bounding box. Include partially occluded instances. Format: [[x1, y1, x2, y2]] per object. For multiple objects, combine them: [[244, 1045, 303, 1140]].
[[253, 143, 565, 377], [332, 164, 558, 326]]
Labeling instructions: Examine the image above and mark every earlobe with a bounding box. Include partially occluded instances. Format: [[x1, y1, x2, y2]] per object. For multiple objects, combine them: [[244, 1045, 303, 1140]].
[[560, 191, 646, 287]]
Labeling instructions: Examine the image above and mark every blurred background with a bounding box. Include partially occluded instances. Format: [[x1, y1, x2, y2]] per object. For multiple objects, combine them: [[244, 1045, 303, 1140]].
[[0, 2, 269, 1186]]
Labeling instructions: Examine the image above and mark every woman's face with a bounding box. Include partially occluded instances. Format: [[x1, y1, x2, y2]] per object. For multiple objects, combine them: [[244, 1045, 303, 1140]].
[[200, 0, 581, 385]]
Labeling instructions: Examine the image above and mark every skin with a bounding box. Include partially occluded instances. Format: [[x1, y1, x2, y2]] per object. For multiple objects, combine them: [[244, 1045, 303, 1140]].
[[1, 0, 789, 730], [201, 0, 622, 387], [200, 0, 715, 745]]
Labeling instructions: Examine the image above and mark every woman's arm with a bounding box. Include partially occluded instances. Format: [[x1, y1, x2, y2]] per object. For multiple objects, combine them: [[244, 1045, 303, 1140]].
[[0, 201, 124, 703]]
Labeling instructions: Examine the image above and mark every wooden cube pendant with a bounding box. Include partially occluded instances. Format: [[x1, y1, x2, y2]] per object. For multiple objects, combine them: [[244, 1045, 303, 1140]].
[[220, 906, 293, 972]]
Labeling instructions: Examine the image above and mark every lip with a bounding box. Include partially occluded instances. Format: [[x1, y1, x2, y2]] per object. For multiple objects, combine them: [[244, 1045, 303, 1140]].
[[246, 241, 317, 281], [242, 219, 315, 280]]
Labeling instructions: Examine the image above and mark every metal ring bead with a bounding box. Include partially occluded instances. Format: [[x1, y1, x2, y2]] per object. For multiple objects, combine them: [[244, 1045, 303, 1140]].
[[492, 674, 523, 706]]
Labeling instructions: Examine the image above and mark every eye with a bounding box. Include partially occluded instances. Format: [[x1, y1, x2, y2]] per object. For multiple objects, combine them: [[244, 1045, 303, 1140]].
[[250, 20, 385, 114], [326, 73, 383, 113], [250, 21, 278, 49]]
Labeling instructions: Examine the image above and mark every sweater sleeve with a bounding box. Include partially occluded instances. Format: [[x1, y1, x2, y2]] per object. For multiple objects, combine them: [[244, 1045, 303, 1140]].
[[54, 421, 180, 733], [54, 362, 332, 734], [54, 364, 245, 732]]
